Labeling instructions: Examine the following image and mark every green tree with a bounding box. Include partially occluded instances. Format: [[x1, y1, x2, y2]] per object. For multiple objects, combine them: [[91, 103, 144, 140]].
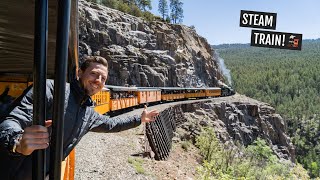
[[100, 0, 118, 8], [136, 0, 152, 11], [246, 138, 277, 163], [158, 0, 168, 20], [165, 15, 171, 23], [310, 162, 319, 177], [142, 11, 154, 21], [130, 5, 143, 17], [122, 0, 135, 5], [169, 0, 183, 23], [118, 2, 130, 13]]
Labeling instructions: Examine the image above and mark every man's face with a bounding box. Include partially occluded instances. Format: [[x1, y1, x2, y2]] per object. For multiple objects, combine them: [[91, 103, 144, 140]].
[[78, 62, 108, 96]]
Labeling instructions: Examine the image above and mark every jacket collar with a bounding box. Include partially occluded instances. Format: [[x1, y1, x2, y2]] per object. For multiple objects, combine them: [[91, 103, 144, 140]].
[[70, 79, 95, 107]]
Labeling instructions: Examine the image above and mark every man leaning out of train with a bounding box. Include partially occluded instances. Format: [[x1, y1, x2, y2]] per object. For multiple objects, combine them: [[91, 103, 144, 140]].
[[0, 55, 159, 180]]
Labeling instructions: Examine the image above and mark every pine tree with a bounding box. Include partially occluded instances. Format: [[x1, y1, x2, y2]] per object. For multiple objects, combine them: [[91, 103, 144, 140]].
[[169, 0, 183, 23], [158, 0, 168, 20], [136, 0, 152, 11], [100, 0, 118, 8]]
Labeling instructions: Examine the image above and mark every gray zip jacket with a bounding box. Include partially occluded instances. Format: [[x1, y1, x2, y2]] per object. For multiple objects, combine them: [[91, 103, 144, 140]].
[[0, 80, 141, 180]]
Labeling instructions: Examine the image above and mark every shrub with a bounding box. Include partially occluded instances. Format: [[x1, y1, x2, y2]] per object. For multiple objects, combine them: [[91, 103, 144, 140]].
[[142, 11, 154, 22], [117, 2, 130, 13], [195, 128, 308, 179], [181, 141, 191, 151]]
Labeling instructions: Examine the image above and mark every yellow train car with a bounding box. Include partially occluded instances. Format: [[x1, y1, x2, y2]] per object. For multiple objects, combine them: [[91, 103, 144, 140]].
[[106, 85, 139, 111], [160, 87, 185, 101], [137, 90, 147, 104], [0, 75, 31, 99], [205, 87, 222, 97], [91, 87, 111, 114], [137, 87, 161, 104], [185, 88, 206, 99]]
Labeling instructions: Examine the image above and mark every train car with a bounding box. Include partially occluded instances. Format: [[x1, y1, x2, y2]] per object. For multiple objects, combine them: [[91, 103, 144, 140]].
[[106, 85, 139, 111], [205, 87, 222, 97], [0, 75, 32, 100], [137, 87, 161, 105], [91, 87, 111, 114], [185, 88, 206, 99], [160, 87, 185, 101]]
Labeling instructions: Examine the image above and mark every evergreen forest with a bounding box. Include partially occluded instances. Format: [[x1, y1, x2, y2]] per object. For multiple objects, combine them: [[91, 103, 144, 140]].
[[213, 39, 320, 178]]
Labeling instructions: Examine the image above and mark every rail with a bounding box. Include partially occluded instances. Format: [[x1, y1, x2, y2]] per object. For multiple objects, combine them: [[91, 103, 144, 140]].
[[146, 107, 175, 160]]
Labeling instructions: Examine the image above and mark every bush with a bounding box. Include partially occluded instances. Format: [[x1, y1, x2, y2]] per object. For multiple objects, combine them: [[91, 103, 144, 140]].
[[165, 16, 170, 23], [195, 128, 309, 179], [100, 0, 118, 9], [130, 5, 142, 17], [142, 11, 155, 22], [181, 140, 191, 151], [117, 2, 130, 13]]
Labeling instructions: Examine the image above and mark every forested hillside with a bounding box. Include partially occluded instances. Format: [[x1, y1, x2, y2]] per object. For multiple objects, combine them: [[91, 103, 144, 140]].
[[213, 39, 320, 178]]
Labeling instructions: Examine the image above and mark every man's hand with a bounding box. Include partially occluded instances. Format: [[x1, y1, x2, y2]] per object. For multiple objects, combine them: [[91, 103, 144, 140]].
[[16, 120, 52, 155], [141, 105, 159, 123]]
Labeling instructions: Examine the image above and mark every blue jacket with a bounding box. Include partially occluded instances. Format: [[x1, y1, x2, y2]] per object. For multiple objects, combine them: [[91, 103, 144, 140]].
[[0, 80, 141, 180]]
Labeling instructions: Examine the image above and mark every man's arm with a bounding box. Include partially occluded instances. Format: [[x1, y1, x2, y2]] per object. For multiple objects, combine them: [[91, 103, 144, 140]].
[[89, 106, 159, 133], [0, 86, 34, 154], [0, 80, 54, 155], [89, 113, 142, 132]]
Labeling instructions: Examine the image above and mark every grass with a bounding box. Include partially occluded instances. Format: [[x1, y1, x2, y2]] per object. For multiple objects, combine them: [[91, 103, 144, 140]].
[[128, 157, 145, 174], [181, 141, 191, 151]]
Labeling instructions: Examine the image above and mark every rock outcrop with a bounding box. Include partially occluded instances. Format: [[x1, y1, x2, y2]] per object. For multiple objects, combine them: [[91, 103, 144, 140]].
[[78, 0, 222, 87], [173, 94, 295, 162]]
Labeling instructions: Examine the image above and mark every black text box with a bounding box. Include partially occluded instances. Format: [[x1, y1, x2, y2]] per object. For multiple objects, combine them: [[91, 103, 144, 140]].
[[251, 30, 302, 50], [240, 10, 277, 30]]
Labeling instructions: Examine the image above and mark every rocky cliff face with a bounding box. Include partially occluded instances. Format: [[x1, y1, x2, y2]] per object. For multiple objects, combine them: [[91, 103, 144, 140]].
[[173, 94, 295, 162], [78, 0, 222, 87]]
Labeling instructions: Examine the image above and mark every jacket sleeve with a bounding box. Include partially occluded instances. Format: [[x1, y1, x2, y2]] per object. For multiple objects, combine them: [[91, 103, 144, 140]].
[[88, 109, 142, 133], [0, 80, 54, 153]]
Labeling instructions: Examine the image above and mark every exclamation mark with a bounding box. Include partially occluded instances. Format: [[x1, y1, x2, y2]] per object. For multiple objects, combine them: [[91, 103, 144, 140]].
[[282, 34, 285, 46]]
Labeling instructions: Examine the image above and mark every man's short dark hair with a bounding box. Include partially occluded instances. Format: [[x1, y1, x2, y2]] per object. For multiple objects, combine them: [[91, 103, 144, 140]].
[[80, 56, 108, 71]]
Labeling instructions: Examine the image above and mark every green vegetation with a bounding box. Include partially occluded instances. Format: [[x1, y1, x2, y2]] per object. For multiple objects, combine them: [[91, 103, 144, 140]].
[[181, 140, 191, 151], [86, 0, 183, 23], [169, 0, 184, 23], [214, 39, 320, 178], [86, 0, 157, 21], [195, 127, 310, 179], [158, 0, 169, 20], [128, 157, 145, 174]]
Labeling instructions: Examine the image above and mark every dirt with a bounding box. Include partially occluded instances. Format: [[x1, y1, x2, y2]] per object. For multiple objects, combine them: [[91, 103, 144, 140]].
[[75, 124, 202, 180]]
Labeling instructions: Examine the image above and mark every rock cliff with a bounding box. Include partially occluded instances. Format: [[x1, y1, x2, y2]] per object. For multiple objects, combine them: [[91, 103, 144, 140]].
[[79, 0, 222, 87], [173, 94, 295, 162]]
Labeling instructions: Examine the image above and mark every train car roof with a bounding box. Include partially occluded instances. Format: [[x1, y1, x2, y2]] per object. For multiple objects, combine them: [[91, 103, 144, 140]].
[[101, 87, 110, 91], [205, 87, 221, 90], [184, 87, 221, 90], [159, 87, 185, 90], [0, 0, 78, 77], [136, 87, 161, 91], [105, 85, 139, 91], [184, 87, 207, 90]]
